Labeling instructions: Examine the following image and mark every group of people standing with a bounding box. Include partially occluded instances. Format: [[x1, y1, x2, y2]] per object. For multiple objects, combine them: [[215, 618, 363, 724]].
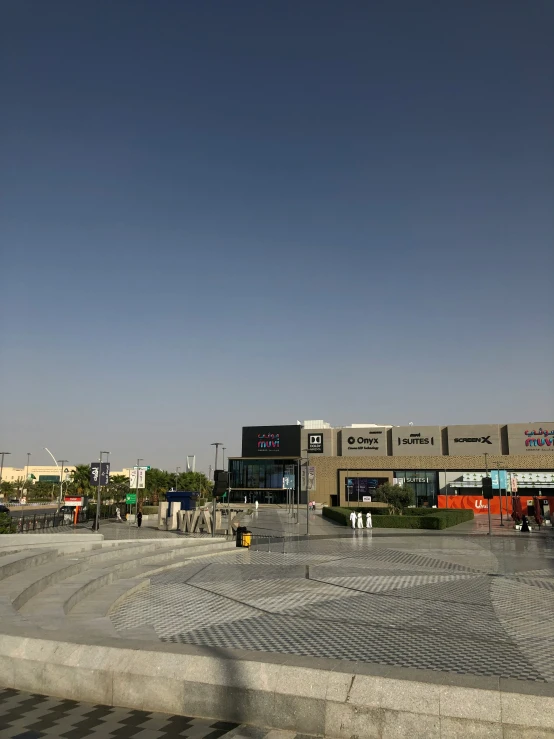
[[349, 510, 372, 529]]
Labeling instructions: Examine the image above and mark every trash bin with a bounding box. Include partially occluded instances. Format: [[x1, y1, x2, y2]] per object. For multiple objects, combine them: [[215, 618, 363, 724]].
[[236, 526, 247, 547], [236, 527, 252, 548]]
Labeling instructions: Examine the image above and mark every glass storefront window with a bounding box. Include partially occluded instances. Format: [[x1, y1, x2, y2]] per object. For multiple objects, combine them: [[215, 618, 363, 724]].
[[345, 477, 388, 502], [229, 459, 298, 494], [395, 470, 438, 507]]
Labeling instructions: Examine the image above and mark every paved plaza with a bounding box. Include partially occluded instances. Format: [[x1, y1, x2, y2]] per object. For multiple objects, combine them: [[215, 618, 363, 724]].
[[110, 530, 554, 684], [0, 688, 301, 739]]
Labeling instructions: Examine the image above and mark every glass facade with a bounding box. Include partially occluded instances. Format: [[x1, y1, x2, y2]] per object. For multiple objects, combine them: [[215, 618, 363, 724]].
[[228, 459, 299, 505], [395, 470, 438, 507], [345, 477, 389, 502]]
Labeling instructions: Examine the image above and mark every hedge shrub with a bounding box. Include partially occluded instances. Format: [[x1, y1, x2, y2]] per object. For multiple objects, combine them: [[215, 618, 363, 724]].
[[142, 505, 159, 515], [322, 506, 474, 529], [0, 512, 16, 534]]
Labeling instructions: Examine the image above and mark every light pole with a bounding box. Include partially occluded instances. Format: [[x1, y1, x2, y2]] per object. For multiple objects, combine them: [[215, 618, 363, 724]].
[[211, 443, 223, 473], [484, 452, 491, 536], [93, 451, 110, 532], [175, 466, 181, 491], [222, 447, 226, 469], [58, 459, 69, 505], [0, 452, 11, 494], [44, 448, 61, 505], [303, 448, 310, 536], [135, 458, 143, 521], [498, 459, 505, 527], [24, 452, 31, 495]]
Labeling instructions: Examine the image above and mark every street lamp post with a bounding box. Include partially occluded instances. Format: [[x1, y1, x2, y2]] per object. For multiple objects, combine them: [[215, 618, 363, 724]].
[[484, 452, 491, 536], [135, 458, 143, 521], [211, 443, 223, 473], [44, 448, 61, 506], [58, 460, 69, 505], [303, 449, 310, 536], [175, 467, 181, 491], [93, 451, 110, 532], [222, 447, 226, 470], [25, 452, 31, 496], [498, 459, 505, 527], [0, 452, 11, 493]]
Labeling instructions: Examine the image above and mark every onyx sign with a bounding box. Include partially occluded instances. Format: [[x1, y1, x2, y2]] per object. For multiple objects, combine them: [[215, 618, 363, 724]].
[[393, 426, 441, 457], [307, 433, 324, 453], [342, 428, 386, 455], [242, 425, 301, 457]]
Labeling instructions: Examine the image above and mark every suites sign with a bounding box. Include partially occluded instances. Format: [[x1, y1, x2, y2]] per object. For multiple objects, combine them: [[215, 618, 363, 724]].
[[393, 426, 442, 457]]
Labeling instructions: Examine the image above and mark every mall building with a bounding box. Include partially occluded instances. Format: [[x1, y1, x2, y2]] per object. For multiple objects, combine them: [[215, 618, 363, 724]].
[[228, 420, 554, 510]]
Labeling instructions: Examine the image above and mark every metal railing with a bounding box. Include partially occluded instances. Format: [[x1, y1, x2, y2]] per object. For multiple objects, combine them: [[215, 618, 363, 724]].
[[15, 510, 88, 533]]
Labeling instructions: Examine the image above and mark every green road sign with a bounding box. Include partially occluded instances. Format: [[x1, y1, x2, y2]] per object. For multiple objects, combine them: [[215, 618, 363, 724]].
[[126, 494, 137, 504], [133, 466, 150, 470]]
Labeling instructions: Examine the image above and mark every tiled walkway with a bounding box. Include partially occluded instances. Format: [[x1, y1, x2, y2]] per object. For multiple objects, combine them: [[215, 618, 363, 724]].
[[0, 689, 305, 739], [110, 532, 554, 684]]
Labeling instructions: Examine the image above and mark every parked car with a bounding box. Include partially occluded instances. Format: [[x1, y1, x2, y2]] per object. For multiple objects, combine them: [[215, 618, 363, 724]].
[[0, 504, 10, 514]]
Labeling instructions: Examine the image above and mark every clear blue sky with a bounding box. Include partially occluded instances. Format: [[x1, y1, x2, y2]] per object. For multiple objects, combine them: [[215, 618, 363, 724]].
[[2, 1, 553, 473]]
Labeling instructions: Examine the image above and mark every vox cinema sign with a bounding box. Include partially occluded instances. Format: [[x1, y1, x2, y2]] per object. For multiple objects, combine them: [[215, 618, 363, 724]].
[[307, 433, 324, 453]]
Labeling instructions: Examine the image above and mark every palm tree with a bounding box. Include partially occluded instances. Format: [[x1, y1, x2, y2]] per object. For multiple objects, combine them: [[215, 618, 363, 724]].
[[69, 465, 92, 495]]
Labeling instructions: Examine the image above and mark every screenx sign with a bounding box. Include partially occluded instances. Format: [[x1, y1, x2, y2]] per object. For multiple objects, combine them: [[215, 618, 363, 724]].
[[393, 426, 442, 457], [447, 425, 500, 455], [307, 433, 324, 453]]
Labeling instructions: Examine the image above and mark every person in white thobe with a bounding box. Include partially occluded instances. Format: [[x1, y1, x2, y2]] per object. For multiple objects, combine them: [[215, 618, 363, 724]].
[[357, 512, 364, 528], [366, 512, 372, 529], [349, 511, 357, 529]]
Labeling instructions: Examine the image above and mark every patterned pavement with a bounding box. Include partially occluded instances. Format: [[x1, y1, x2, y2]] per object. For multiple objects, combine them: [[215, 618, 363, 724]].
[[0, 689, 304, 739], [110, 532, 554, 684]]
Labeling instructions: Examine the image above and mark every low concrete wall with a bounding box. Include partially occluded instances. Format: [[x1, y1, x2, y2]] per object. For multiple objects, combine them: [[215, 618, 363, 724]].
[[0, 533, 104, 550], [0, 632, 552, 737]]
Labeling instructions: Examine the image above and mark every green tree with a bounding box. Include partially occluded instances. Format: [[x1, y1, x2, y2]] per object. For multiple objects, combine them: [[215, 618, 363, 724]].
[[176, 471, 213, 496], [373, 482, 414, 515], [68, 465, 93, 496], [0, 512, 16, 534], [27, 481, 58, 501], [145, 468, 172, 500], [0, 481, 14, 498]]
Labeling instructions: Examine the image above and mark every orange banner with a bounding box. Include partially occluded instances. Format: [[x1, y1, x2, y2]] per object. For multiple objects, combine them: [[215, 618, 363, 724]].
[[438, 495, 512, 515]]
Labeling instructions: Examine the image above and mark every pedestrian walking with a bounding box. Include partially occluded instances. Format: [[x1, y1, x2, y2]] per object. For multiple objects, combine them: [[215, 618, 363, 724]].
[[115, 506, 122, 522], [255, 500, 259, 511], [349, 510, 357, 529], [357, 512, 364, 528], [365, 512, 372, 529], [521, 515, 530, 533], [137, 510, 143, 528]]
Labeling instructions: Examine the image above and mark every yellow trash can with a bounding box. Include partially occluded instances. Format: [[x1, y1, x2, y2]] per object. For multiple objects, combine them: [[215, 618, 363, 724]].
[[242, 531, 252, 548]]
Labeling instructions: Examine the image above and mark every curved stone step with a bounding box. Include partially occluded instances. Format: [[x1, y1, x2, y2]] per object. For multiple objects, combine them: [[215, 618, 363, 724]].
[[69, 540, 240, 623], [19, 540, 239, 628], [0, 549, 58, 581], [0, 542, 159, 610]]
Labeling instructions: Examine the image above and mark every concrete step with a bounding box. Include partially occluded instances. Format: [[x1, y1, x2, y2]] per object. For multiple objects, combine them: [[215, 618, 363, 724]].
[[0, 540, 200, 611], [19, 539, 238, 628], [68, 540, 240, 623], [0, 549, 59, 581]]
